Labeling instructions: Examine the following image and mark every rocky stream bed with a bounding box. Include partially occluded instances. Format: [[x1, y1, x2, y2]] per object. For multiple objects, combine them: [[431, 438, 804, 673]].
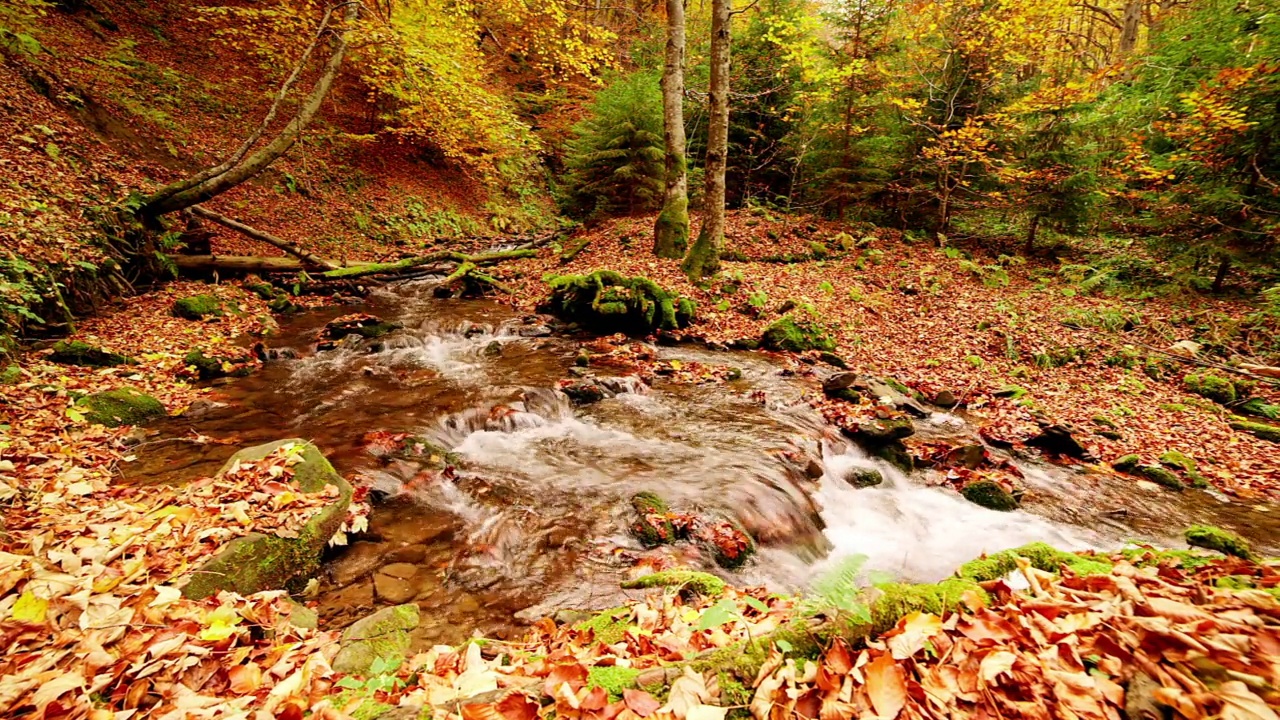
[[126, 279, 1280, 648]]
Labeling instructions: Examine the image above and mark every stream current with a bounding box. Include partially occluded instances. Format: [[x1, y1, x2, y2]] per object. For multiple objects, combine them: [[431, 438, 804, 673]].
[[127, 281, 1280, 648]]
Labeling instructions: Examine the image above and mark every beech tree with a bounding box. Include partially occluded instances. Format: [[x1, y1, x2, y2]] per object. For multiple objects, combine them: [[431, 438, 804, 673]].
[[682, 0, 732, 280], [653, 0, 689, 259]]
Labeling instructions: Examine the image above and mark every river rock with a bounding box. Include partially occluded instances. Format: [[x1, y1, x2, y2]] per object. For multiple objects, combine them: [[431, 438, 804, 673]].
[[933, 390, 958, 408], [843, 467, 884, 488], [374, 563, 421, 603], [845, 417, 915, 443], [79, 388, 166, 427], [1027, 424, 1094, 461], [483, 340, 503, 357], [385, 543, 428, 564], [561, 380, 606, 404], [332, 604, 419, 674], [181, 439, 353, 599], [823, 373, 930, 417], [329, 541, 384, 587]]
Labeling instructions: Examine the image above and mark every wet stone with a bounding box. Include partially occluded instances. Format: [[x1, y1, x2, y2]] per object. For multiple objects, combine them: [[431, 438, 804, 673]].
[[374, 571, 418, 604], [329, 541, 384, 587], [379, 562, 419, 579], [385, 543, 428, 564]]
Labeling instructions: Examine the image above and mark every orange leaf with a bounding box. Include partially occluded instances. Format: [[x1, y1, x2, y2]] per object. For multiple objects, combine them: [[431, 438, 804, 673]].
[[227, 663, 262, 694], [864, 653, 906, 720], [624, 689, 661, 718]]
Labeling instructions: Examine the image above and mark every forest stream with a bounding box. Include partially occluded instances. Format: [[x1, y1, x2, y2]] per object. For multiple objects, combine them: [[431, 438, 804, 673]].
[[122, 281, 1280, 650]]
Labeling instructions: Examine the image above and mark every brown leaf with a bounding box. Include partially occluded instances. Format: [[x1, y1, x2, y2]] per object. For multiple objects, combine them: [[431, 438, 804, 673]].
[[624, 689, 662, 718], [825, 639, 853, 675]]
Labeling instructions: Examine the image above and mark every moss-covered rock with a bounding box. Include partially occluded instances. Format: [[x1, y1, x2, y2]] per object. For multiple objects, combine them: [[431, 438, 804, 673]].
[[546, 271, 694, 335], [621, 570, 726, 597], [956, 542, 1113, 582], [760, 316, 836, 353], [184, 349, 253, 380], [870, 579, 985, 634], [1159, 450, 1208, 488], [1183, 372, 1236, 405], [1229, 417, 1280, 443], [1111, 454, 1141, 472], [332, 604, 419, 674], [848, 417, 915, 443], [181, 439, 353, 599], [80, 388, 165, 427], [321, 315, 402, 344], [629, 492, 676, 547], [1185, 524, 1255, 560], [1137, 464, 1184, 490], [844, 468, 884, 488], [172, 294, 225, 321], [49, 340, 130, 367], [960, 480, 1019, 511]]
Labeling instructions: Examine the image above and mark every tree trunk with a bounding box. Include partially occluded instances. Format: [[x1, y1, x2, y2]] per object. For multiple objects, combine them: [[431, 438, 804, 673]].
[[1212, 256, 1231, 293], [188, 206, 338, 270], [140, 3, 359, 217], [653, 0, 689, 259], [1024, 213, 1041, 255], [173, 255, 330, 274], [681, 0, 730, 280], [1118, 0, 1141, 56]]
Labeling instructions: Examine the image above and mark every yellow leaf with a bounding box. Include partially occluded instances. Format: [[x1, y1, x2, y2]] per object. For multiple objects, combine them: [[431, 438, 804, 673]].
[[11, 591, 48, 623], [199, 605, 242, 641]]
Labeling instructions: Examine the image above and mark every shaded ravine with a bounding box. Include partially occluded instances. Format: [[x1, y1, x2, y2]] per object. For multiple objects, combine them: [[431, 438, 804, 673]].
[[127, 282, 1280, 647]]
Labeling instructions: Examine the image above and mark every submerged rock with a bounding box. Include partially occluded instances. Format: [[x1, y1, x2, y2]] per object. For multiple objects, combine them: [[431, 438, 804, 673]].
[[373, 563, 420, 603], [332, 604, 419, 674], [842, 467, 884, 488], [319, 313, 402, 349], [80, 388, 165, 427], [181, 439, 353, 599]]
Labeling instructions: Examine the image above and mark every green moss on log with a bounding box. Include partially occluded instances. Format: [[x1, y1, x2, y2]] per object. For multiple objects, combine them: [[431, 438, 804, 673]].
[[172, 294, 225, 320], [1185, 524, 1255, 560], [621, 570, 727, 597], [181, 439, 352, 599], [1184, 372, 1236, 404], [50, 340, 130, 367], [547, 271, 694, 335], [80, 388, 165, 427], [956, 542, 1113, 582], [760, 316, 836, 353], [1229, 417, 1280, 443], [960, 481, 1019, 511]]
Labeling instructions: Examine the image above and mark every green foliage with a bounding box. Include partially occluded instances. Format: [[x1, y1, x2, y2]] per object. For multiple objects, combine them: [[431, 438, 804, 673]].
[[563, 72, 665, 218]]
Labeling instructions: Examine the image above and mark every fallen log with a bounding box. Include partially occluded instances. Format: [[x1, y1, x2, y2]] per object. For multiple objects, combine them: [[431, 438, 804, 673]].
[[172, 248, 534, 283], [172, 255, 343, 273], [187, 206, 338, 270], [316, 248, 535, 280]]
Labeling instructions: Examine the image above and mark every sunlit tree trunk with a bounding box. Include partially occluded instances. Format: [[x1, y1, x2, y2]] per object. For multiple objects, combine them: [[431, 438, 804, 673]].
[[682, 0, 730, 280], [1119, 0, 1141, 55], [654, 0, 689, 259]]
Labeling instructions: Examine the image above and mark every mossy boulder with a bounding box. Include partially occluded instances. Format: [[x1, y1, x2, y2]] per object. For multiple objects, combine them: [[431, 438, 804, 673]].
[[80, 388, 165, 427], [1185, 524, 1255, 560], [1183, 372, 1236, 405], [1111, 454, 1141, 472], [957, 542, 1113, 582], [181, 439, 353, 599], [321, 314, 402, 344], [332, 604, 419, 674], [546, 271, 694, 335], [1229, 417, 1280, 443], [1159, 450, 1208, 488], [843, 467, 884, 488], [49, 340, 130, 367], [760, 316, 836, 353], [172, 294, 225, 321], [960, 480, 1019, 511], [629, 492, 675, 547], [847, 417, 915, 443]]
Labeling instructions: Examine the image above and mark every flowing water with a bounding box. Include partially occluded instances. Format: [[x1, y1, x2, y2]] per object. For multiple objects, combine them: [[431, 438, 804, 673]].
[[127, 280, 1280, 647]]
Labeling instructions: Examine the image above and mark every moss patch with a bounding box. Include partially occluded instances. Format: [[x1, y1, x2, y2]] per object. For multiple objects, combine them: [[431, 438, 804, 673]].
[[80, 388, 165, 427], [960, 481, 1018, 511], [1111, 454, 1140, 472], [172, 294, 225, 320], [332, 604, 420, 674], [181, 439, 353, 599], [621, 570, 726, 597], [629, 492, 676, 547], [1, 364, 21, 384], [957, 542, 1113, 582], [50, 340, 130, 367], [574, 607, 633, 645], [1183, 372, 1236, 405], [547, 271, 694, 335], [1185, 525, 1255, 560], [760, 316, 836, 353], [1121, 546, 1220, 571], [1159, 450, 1207, 488], [588, 665, 642, 699], [654, 196, 690, 259]]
